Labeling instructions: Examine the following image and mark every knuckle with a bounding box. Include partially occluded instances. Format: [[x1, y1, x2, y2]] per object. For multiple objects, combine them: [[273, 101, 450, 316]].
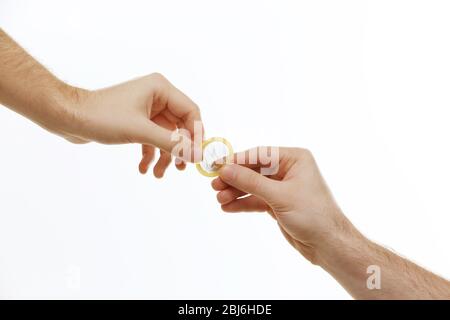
[[258, 145, 274, 156], [295, 147, 313, 159], [150, 72, 164, 80], [256, 146, 266, 154], [247, 173, 261, 191], [189, 103, 201, 116], [148, 72, 168, 84], [193, 103, 200, 113]]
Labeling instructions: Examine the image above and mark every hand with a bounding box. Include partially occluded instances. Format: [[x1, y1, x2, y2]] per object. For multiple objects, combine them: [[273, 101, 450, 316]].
[[211, 147, 356, 264], [62, 73, 203, 178], [0, 30, 203, 177]]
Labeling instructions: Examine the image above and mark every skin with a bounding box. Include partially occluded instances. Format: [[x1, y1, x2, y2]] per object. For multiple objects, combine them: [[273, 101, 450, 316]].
[[0, 29, 203, 178], [3, 28, 450, 299], [212, 147, 450, 299]]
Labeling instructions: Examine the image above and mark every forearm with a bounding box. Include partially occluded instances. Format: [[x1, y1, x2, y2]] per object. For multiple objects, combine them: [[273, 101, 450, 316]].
[[315, 227, 450, 299], [0, 29, 84, 134]]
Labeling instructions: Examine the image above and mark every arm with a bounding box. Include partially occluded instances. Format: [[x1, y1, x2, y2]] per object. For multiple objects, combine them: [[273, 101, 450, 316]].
[[211, 147, 450, 299], [0, 29, 79, 134], [0, 29, 203, 177], [316, 224, 450, 299]]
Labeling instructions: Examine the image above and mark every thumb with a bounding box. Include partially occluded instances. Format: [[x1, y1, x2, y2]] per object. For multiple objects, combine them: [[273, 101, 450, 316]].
[[219, 164, 279, 202], [134, 121, 201, 163]]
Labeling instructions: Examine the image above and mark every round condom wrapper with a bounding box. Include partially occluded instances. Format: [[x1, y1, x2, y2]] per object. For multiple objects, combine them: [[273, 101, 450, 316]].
[[196, 137, 233, 177]]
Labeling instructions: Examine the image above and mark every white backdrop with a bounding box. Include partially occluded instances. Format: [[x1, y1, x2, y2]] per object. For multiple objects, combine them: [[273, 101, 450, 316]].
[[1, 0, 450, 299]]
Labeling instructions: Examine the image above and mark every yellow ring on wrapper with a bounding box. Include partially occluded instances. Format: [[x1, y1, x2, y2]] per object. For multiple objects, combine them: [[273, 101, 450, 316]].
[[196, 137, 234, 177]]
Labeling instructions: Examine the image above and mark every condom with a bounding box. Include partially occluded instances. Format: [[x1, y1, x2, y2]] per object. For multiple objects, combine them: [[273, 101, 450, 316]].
[[196, 137, 233, 177]]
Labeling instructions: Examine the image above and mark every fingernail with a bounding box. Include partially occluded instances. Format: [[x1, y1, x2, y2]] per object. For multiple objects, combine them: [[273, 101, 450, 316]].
[[211, 161, 223, 171], [219, 164, 235, 181]]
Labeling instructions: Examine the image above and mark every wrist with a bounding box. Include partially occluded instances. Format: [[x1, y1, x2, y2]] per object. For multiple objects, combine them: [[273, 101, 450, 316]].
[[51, 82, 91, 137], [313, 216, 367, 269]]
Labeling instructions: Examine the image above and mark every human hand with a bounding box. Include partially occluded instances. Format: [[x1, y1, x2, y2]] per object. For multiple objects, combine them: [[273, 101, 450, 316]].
[[62, 73, 203, 178], [211, 147, 356, 264], [0, 30, 202, 177]]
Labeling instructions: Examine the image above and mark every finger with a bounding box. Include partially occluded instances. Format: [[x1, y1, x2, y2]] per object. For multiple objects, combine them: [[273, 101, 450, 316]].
[[139, 144, 155, 174], [138, 114, 174, 174], [153, 150, 172, 178], [163, 108, 204, 144], [213, 147, 281, 178], [64, 136, 90, 144], [150, 75, 203, 142], [216, 187, 247, 205], [165, 81, 204, 157], [221, 195, 269, 213], [228, 146, 279, 168], [211, 177, 229, 191], [138, 76, 203, 161], [136, 121, 200, 163], [162, 109, 180, 124], [173, 124, 191, 170], [166, 84, 203, 139], [152, 113, 177, 131], [175, 157, 186, 171], [177, 119, 203, 163], [153, 114, 186, 170], [218, 163, 280, 202]]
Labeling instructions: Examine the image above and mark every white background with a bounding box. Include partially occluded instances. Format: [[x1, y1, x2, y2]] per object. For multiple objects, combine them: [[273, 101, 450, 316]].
[[1, 0, 450, 299]]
